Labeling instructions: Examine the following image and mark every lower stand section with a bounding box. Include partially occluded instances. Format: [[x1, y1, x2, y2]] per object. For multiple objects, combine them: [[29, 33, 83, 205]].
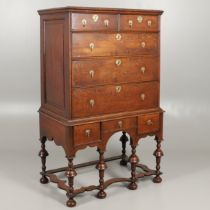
[[128, 142, 139, 190], [119, 131, 129, 166], [39, 136, 49, 184], [41, 155, 161, 207], [66, 157, 77, 207], [153, 136, 164, 183], [96, 149, 107, 199]]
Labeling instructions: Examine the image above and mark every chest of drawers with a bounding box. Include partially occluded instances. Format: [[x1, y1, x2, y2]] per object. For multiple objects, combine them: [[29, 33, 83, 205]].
[[38, 6, 164, 207]]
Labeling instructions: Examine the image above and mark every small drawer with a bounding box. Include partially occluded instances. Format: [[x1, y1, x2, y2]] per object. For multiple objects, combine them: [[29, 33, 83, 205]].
[[73, 123, 100, 146], [138, 112, 160, 134], [102, 117, 136, 133], [72, 13, 118, 31], [120, 15, 159, 31]]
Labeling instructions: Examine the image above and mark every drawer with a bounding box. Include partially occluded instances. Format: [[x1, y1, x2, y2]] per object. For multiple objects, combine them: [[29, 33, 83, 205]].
[[72, 56, 159, 87], [120, 15, 159, 31], [72, 82, 159, 118], [72, 33, 159, 57], [71, 13, 118, 31], [73, 123, 100, 146], [138, 112, 160, 134], [102, 117, 136, 133]]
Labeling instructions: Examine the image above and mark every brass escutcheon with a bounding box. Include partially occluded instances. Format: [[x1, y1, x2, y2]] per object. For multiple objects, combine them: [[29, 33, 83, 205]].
[[115, 86, 122, 93], [85, 129, 91, 137], [92, 14, 99, 22]]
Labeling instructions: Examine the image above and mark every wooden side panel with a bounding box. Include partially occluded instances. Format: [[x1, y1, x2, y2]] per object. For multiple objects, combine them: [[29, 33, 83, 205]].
[[44, 20, 65, 110]]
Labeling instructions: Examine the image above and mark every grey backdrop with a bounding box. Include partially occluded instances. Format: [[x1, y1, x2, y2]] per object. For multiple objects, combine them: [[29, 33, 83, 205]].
[[0, 1, 210, 210]]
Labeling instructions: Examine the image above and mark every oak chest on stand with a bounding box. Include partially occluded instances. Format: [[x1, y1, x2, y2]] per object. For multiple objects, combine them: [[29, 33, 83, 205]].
[[38, 6, 164, 207]]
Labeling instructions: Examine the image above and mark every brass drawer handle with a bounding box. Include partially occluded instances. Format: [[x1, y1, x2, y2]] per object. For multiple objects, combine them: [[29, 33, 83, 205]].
[[116, 33, 122, 41], [85, 129, 91, 137], [146, 119, 153, 126], [89, 70, 95, 78], [115, 59, 122, 66], [92, 14, 99, 22], [140, 66, 146, 74], [140, 93, 146, 101], [128, 20, 133, 28], [89, 99, 95, 107], [82, 19, 87, 27], [137, 16, 143, 23], [116, 86, 122, 93], [89, 43, 94, 51], [147, 20, 152, 27], [104, 19, 109, 27], [141, 42, 146, 48], [118, 120, 123, 128]]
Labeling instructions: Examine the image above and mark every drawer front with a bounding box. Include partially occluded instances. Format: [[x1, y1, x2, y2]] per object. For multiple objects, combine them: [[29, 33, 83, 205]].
[[102, 117, 136, 133], [120, 15, 159, 31], [73, 123, 100, 146], [72, 56, 159, 87], [138, 112, 160, 134], [72, 13, 118, 31], [72, 33, 159, 57], [72, 82, 159, 118]]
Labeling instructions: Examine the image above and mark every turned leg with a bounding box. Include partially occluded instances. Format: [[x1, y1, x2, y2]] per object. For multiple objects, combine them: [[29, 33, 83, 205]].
[[119, 131, 129, 166], [128, 139, 139, 190], [39, 136, 49, 184], [153, 136, 164, 183], [66, 157, 77, 207], [96, 148, 107, 199]]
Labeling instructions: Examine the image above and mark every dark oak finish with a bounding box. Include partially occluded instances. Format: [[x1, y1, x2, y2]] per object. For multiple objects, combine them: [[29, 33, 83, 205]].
[[38, 6, 164, 207]]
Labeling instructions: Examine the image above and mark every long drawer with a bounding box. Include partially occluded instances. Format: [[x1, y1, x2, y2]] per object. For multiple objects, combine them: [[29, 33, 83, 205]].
[[72, 56, 159, 87], [72, 33, 159, 58], [72, 82, 159, 118]]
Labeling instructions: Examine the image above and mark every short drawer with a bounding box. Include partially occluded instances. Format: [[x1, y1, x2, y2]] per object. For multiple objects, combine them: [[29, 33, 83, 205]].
[[72, 56, 159, 87], [72, 82, 159, 118], [102, 117, 136, 133], [72, 13, 118, 31], [138, 112, 160, 134], [73, 123, 100, 146], [72, 33, 159, 58], [120, 15, 159, 31]]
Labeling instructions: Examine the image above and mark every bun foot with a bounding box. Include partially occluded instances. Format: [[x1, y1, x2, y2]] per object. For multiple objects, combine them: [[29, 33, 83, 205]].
[[66, 199, 76, 207], [153, 176, 162, 183], [97, 191, 107, 199], [127, 182, 138, 190], [40, 176, 49, 184]]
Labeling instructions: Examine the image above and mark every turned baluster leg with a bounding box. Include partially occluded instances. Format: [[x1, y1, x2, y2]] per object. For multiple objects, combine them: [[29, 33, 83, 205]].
[[96, 149, 107, 199], [66, 157, 77, 207], [128, 139, 139, 190], [120, 131, 129, 166], [153, 136, 164, 183], [39, 136, 49, 184]]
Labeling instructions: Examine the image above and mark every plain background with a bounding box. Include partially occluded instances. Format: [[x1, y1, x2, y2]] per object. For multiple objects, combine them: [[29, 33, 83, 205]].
[[0, 0, 210, 210]]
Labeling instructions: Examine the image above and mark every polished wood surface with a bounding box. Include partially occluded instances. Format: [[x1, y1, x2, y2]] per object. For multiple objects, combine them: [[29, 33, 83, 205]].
[[72, 56, 159, 87], [38, 6, 164, 207], [72, 33, 159, 58], [72, 82, 159, 118]]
